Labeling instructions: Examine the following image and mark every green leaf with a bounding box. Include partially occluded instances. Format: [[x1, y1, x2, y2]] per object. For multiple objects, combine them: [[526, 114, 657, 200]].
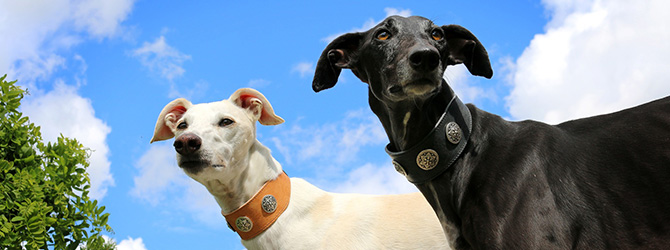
[[5, 89, 22, 98], [45, 217, 57, 225], [0, 75, 114, 247]]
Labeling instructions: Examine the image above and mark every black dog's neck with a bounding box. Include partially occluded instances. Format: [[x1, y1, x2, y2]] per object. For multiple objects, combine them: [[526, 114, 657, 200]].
[[372, 82, 456, 152]]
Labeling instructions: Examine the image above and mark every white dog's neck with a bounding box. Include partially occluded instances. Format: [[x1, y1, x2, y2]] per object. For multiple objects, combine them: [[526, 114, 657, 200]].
[[205, 140, 283, 214]]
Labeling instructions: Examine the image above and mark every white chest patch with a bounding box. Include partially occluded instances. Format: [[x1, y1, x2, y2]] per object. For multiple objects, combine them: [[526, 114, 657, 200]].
[[403, 112, 411, 126]]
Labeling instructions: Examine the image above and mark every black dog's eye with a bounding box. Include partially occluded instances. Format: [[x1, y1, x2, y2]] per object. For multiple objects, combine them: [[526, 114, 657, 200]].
[[431, 29, 444, 41], [177, 122, 187, 129], [376, 30, 391, 41], [218, 118, 235, 127]]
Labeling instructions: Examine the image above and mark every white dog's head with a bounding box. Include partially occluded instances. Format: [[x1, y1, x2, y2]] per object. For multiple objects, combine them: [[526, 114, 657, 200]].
[[150, 88, 284, 184]]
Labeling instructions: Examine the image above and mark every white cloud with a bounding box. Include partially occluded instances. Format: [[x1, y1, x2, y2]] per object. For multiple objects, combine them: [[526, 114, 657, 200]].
[[248, 78, 271, 88], [506, 0, 670, 124], [171, 79, 211, 101], [21, 81, 114, 200], [541, 0, 598, 29], [444, 64, 495, 103], [132, 35, 197, 99], [0, 0, 135, 83], [132, 36, 191, 82], [179, 179, 223, 227], [130, 143, 187, 205], [322, 8, 412, 42], [131, 143, 223, 226], [269, 109, 414, 195], [291, 62, 313, 78], [0, 0, 134, 201], [384, 7, 412, 17], [329, 162, 417, 195], [271, 109, 387, 166], [72, 0, 134, 39], [116, 237, 148, 250]]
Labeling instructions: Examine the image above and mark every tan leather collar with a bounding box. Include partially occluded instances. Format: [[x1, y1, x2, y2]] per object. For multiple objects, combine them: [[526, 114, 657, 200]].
[[222, 172, 291, 240]]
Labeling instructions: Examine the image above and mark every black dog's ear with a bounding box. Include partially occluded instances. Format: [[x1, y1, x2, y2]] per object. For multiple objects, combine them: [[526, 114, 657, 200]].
[[312, 33, 363, 92], [442, 25, 493, 79]]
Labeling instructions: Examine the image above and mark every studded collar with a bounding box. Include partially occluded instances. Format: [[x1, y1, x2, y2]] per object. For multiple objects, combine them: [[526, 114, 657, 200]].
[[222, 171, 291, 240], [385, 96, 472, 183]]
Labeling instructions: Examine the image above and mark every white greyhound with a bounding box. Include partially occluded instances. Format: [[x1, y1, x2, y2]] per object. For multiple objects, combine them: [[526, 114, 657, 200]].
[[151, 88, 450, 249]]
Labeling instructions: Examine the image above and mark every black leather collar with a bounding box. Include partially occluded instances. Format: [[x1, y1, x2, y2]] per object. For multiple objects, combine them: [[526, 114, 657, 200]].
[[385, 95, 472, 183]]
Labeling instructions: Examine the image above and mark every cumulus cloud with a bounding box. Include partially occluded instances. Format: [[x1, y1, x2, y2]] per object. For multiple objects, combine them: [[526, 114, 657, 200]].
[[132, 35, 196, 98], [506, 0, 670, 124], [271, 109, 387, 166], [0, 0, 135, 83], [21, 81, 114, 200], [444, 64, 496, 103], [291, 62, 314, 78], [132, 36, 191, 82], [384, 7, 412, 17], [179, 179, 224, 227], [116, 237, 148, 250], [130, 143, 188, 205], [248, 78, 271, 88], [322, 7, 412, 42], [0, 0, 134, 201], [330, 162, 417, 195], [266, 108, 418, 195], [131, 143, 222, 226], [72, 0, 135, 39]]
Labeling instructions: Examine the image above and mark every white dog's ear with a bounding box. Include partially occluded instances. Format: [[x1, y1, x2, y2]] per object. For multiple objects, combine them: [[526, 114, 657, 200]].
[[151, 98, 193, 143], [230, 88, 284, 126]]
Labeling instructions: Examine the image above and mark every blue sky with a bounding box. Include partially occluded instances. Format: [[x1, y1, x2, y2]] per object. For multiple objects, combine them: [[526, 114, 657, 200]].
[[2, 0, 669, 249]]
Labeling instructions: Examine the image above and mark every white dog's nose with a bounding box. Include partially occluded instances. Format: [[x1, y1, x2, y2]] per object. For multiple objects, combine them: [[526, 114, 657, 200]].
[[174, 133, 201, 156]]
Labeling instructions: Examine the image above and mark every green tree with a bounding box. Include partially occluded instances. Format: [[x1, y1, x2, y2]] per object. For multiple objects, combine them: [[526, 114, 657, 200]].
[[0, 75, 114, 249]]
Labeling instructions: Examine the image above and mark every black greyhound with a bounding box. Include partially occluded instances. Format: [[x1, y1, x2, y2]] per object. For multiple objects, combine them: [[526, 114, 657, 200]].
[[312, 15, 670, 249]]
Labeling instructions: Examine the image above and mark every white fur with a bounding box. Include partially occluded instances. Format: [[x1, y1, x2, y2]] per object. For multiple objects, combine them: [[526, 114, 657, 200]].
[[152, 88, 451, 249]]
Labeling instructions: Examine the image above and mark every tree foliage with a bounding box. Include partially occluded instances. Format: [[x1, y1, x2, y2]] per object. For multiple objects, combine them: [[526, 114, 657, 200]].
[[0, 75, 114, 249]]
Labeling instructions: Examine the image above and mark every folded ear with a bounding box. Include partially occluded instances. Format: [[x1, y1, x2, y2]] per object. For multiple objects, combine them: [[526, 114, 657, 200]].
[[442, 25, 493, 79], [151, 98, 192, 143], [229, 88, 284, 126], [312, 32, 364, 92]]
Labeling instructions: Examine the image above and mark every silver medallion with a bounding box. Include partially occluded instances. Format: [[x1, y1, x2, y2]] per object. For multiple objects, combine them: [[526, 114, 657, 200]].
[[392, 160, 406, 176], [261, 194, 278, 214], [446, 122, 462, 144], [235, 216, 253, 232], [416, 149, 439, 170]]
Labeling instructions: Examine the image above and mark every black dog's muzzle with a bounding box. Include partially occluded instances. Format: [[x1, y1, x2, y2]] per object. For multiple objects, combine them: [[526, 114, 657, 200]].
[[386, 95, 472, 183]]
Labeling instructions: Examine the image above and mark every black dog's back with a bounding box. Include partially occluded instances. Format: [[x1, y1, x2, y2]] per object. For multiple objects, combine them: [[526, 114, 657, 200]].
[[556, 95, 670, 182], [464, 96, 670, 249], [558, 94, 670, 244], [558, 96, 670, 248]]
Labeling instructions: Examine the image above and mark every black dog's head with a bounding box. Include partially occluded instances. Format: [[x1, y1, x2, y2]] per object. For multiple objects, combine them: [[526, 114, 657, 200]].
[[313, 15, 492, 103]]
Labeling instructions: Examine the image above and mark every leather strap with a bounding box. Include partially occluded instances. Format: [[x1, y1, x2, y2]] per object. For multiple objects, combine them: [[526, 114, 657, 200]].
[[386, 96, 472, 183], [222, 172, 291, 240]]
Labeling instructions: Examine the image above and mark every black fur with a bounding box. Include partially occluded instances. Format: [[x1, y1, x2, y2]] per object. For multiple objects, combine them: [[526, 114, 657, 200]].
[[313, 15, 670, 249]]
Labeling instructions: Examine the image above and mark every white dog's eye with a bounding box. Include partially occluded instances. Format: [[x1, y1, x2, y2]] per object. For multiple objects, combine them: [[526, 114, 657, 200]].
[[177, 122, 187, 129], [218, 118, 234, 127]]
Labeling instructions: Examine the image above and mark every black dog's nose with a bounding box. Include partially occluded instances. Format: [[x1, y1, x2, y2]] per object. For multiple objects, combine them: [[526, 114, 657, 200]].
[[409, 48, 440, 72], [174, 133, 201, 156]]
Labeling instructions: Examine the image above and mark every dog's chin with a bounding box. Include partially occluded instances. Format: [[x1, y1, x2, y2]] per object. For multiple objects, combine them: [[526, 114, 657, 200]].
[[387, 78, 440, 100], [178, 160, 214, 174]]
